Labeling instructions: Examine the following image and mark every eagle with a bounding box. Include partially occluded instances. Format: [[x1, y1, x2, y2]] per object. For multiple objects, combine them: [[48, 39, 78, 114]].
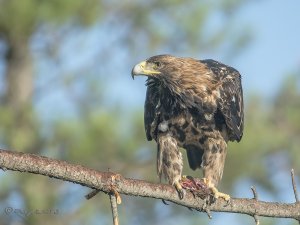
[[131, 55, 244, 200]]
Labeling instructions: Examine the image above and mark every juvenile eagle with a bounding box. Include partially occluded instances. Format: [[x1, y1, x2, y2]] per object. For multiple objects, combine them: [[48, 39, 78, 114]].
[[131, 55, 244, 200]]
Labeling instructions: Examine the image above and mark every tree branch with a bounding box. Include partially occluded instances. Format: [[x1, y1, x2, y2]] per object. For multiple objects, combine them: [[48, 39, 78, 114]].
[[250, 186, 260, 225], [291, 169, 299, 203], [109, 194, 119, 225], [0, 149, 300, 222]]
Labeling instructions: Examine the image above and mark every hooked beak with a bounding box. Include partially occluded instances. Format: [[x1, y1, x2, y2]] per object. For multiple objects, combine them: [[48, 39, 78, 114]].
[[131, 61, 160, 80]]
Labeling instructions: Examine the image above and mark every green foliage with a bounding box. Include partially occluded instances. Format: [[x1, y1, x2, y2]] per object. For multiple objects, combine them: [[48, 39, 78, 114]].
[[52, 112, 131, 166], [107, 0, 250, 54], [272, 74, 300, 171], [0, 106, 40, 151], [0, 0, 298, 224], [224, 73, 300, 192], [0, 0, 102, 39]]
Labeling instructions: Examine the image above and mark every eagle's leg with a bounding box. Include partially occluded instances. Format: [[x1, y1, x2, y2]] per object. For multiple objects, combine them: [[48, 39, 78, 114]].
[[202, 137, 230, 201], [157, 133, 184, 199]]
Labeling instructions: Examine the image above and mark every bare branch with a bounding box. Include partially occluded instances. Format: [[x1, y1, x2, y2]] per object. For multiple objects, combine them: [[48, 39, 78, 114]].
[[251, 186, 258, 200], [109, 194, 119, 225], [291, 169, 299, 203], [0, 149, 300, 222], [250, 186, 260, 225], [204, 207, 212, 219], [253, 214, 260, 225], [85, 189, 100, 200]]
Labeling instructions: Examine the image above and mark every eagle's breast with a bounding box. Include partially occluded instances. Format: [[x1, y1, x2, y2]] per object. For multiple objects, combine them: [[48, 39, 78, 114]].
[[157, 100, 218, 149]]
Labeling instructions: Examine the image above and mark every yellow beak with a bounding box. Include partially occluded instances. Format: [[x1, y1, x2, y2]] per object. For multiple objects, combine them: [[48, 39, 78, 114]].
[[131, 61, 160, 79]]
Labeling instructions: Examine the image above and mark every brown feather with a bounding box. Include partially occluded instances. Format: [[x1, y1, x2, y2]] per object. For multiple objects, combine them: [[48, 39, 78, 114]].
[[136, 55, 244, 188]]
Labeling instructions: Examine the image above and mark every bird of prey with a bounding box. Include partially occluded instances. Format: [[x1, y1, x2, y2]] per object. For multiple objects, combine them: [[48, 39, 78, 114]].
[[131, 55, 244, 200]]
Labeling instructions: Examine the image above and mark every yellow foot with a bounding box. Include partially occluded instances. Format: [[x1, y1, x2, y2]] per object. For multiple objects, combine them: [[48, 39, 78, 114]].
[[174, 180, 185, 199], [210, 187, 230, 201], [202, 178, 230, 202]]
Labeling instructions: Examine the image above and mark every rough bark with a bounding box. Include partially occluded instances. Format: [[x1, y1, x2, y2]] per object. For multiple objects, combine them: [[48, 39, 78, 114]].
[[0, 149, 299, 222]]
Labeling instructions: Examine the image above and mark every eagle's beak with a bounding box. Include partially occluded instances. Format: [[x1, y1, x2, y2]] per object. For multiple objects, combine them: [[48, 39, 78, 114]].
[[131, 61, 160, 80]]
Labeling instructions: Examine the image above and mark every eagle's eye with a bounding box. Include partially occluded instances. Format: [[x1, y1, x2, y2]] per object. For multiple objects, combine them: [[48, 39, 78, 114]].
[[153, 61, 162, 69]]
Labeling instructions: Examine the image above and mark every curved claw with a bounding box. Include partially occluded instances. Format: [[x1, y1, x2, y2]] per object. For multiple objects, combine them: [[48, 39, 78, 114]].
[[202, 178, 230, 202], [161, 199, 169, 205], [174, 181, 185, 199], [211, 187, 230, 202], [178, 188, 185, 199]]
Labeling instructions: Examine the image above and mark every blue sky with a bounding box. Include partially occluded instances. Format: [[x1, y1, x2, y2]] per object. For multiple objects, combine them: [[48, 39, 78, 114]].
[[1, 1, 300, 224], [103, 0, 300, 109], [234, 0, 300, 98], [33, 1, 300, 224], [32, 0, 300, 122]]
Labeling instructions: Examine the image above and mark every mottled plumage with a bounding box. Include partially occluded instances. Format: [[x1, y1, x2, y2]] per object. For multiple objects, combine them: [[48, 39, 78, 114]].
[[132, 55, 244, 200]]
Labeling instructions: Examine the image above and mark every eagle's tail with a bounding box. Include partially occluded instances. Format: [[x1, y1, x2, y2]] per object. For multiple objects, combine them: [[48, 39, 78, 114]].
[[185, 145, 204, 171]]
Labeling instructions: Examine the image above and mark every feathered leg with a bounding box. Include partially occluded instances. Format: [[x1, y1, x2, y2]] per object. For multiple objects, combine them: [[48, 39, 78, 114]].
[[202, 136, 230, 201], [157, 133, 184, 198]]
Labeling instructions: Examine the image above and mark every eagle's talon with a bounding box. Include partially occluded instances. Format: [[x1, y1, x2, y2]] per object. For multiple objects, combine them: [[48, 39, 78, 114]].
[[178, 189, 185, 199], [174, 181, 185, 199], [210, 187, 230, 202], [202, 178, 230, 202]]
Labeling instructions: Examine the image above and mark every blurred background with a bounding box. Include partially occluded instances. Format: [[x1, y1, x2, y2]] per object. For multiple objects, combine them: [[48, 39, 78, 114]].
[[0, 0, 299, 224]]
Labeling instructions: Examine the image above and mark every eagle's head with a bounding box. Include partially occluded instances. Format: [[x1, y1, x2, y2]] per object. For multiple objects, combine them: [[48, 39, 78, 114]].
[[132, 55, 214, 95], [132, 55, 217, 108], [132, 55, 178, 79]]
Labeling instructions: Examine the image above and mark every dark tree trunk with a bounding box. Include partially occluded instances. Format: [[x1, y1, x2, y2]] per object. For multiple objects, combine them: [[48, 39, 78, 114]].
[[3, 38, 45, 225], [2, 38, 42, 154], [5, 38, 33, 111]]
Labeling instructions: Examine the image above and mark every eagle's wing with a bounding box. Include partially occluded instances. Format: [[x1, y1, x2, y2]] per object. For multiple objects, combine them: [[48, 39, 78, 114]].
[[218, 72, 244, 141], [202, 60, 244, 142], [144, 79, 160, 141]]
